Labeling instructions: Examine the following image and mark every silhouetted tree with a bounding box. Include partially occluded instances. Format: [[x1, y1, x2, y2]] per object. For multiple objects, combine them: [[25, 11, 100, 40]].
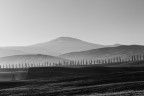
[[58, 61, 60, 66], [49, 63, 51, 67], [77, 60, 80, 66], [142, 54, 144, 60], [16, 64, 18, 68], [136, 55, 139, 61], [107, 59, 110, 64], [38, 63, 40, 67], [83, 60, 85, 65], [80, 60, 82, 65], [138, 54, 142, 61], [85, 60, 88, 65], [12, 64, 15, 68], [71, 61, 74, 66], [88, 60, 91, 65], [131, 56, 134, 61], [96, 60, 99, 64], [25, 63, 27, 68], [8, 64, 10, 68], [21, 63, 23, 68], [47, 62, 49, 66], [63, 61, 65, 66], [5, 64, 8, 68], [139, 54, 143, 61], [93, 60, 96, 64], [118, 57, 122, 63]]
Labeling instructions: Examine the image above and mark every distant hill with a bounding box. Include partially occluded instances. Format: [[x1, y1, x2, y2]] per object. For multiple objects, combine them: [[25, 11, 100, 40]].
[[60, 45, 144, 60], [4, 37, 121, 56], [31, 37, 105, 54], [5, 46, 60, 56], [0, 54, 68, 66], [0, 48, 28, 58]]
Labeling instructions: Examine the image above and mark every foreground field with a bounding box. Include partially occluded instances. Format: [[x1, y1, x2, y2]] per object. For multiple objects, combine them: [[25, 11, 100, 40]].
[[0, 80, 144, 96], [0, 62, 144, 95], [84, 90, 144, 96]]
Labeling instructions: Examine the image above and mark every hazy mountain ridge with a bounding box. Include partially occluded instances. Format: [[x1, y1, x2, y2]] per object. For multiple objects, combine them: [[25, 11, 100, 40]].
[[24, 37, 106, 55], [0, 54, 68, 66], [5, 46, 61, 56], [2, 37, 120, 56], [60, 45, 144, 60], [0, 48, 29, 58], [1, 37, 142, 61]]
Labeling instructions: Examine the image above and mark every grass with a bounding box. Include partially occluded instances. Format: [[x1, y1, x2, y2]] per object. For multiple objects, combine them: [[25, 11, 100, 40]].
[[1, 61, 144, 95], [0, 80, 144, 96]]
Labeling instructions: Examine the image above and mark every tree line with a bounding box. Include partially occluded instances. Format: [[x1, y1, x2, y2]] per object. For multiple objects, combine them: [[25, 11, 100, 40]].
[[1, 54, 144, 69]]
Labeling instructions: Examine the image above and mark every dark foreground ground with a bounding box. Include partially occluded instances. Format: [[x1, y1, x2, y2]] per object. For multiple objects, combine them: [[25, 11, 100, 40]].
[[0, 61, 144, 96]]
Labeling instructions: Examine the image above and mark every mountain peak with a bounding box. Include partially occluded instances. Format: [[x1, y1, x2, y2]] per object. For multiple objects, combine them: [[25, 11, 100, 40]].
[[52, 37, 82, 42], [57, 37, 81, 40], [58, 37, 74, 39]]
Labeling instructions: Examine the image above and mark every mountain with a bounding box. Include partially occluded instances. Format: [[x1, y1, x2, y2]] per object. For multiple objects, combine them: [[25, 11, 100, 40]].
[[30, 37, 106, 54], [0, 48, 28, 58], [1, 37, 122, 57], [60, 45, 144, 60], [0, 54, 68, 66], [5, 46, 60, 56], [4, 37, 108, 56]]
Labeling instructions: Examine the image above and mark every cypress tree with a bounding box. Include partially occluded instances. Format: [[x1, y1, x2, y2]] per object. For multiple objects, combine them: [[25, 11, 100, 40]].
[[5, 64, 7, 68], [140, 54, 142, 61], [131, 56, 134, 62], [82, 60, 85, 65], [12, 64, 14, 68], [63, 61, 66, 66], [142, 54, 144, 61], [137, 55, 139, 61], [15, 64, 17, 68], [49, 63, 51, 67], [80, 60, 83, 65], [46, 62, 48, 66], [93, 60, 96, 64], [77, 60, 79, 66]]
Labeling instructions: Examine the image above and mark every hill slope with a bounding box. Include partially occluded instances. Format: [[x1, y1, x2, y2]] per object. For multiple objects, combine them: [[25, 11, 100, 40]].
[[5, 37, 105, 56], [60, 45, 144, 60], [4, 37, 121, 56], [0, 48, 28, 58], [31, 37, 106, 54], [0, 54, 68, 66]]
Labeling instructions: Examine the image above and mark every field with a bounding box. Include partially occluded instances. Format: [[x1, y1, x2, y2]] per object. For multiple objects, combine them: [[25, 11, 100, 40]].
[[0, 68, 28, 81], [0, 61, 144, 96]]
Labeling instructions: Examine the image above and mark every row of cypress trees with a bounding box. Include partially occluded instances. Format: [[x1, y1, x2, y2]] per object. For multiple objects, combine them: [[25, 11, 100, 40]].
[[0, 54, 144, 68]]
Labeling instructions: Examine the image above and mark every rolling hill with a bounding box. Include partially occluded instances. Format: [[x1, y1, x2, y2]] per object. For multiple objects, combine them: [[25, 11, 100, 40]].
[[0, 54, 68, 66], [60, 45, 144, 60], [30, 37, 106, 54], [0, 48, 28, 58], [4, 37, 105, 56], [4, 37, 121, 56]]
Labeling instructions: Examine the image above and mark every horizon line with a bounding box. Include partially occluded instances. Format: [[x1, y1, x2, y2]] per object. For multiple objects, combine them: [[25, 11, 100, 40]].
[[0, 36, 142, 47]]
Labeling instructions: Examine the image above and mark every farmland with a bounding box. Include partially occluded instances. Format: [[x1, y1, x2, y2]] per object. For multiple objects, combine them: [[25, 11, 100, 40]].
[[0, 61, 144, 95]]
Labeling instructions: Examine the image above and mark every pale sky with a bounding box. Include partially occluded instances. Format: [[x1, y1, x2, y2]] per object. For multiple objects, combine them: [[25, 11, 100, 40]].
[[0, 0, 144, 47]]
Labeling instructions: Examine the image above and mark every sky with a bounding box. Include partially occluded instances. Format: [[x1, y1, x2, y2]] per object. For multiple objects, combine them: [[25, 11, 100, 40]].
[[0, 0, 144, 47]]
